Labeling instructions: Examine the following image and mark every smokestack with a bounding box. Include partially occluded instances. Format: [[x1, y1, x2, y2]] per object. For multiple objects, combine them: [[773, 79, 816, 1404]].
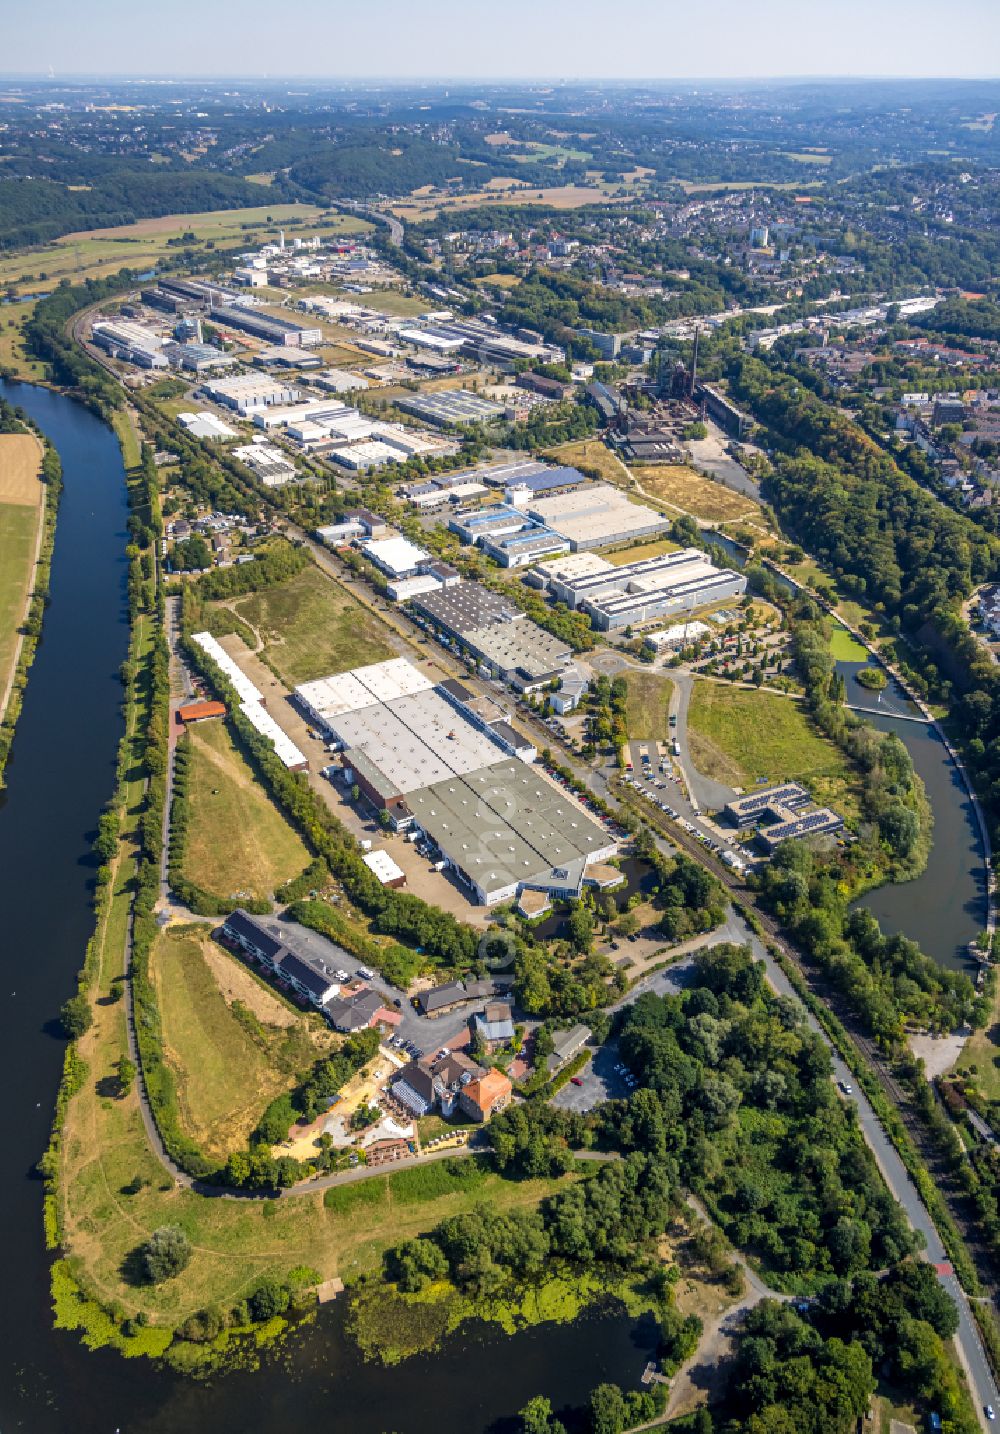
[[690, 326, 700, 394]]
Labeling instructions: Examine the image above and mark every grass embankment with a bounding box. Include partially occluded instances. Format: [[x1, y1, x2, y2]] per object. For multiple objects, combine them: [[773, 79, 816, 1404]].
[[0, 428, 59, 784], [545, 438, 632, 486], [624, 672, 674, 741], [0, 434, 44, 713], [153, 925, 332, 1162], [181, 718, 308, 903], [631, 464, 760, 523], [224, 564, 396, 685], [687, 681, 858, 817], [606, 538, 680, 565]]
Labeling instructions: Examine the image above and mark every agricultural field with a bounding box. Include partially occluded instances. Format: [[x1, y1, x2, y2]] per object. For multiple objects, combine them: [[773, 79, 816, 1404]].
[[152, 925, 330, 1161], [631, 465, 760, 523], [180, 718, 309, 902], [0, 433, 43, 716], [0, 203, 368, 297], [389, 180, 621, 221], [686, 681, 857, 817], [624, 672, 674, 741], [225, 564, 397, 686]]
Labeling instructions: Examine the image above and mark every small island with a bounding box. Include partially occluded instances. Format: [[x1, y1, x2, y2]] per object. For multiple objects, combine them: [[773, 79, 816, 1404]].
[[856, 666, 888, 691]]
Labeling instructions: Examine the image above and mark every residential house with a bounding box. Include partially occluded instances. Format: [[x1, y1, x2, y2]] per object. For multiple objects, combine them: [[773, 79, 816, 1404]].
[[545, 1024, 592, 1075], [459, 1069, 513, 1122], [473, 1001, 515, 1053]]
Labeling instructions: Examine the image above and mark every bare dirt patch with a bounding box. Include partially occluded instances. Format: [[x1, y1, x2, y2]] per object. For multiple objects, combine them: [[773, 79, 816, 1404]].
[[200, 940, 300, 1030]]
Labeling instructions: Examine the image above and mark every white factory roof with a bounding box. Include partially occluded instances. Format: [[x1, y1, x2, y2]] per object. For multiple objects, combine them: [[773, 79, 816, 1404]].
[[239, 702, 307, 769], [362, 849, 406, 885], [387, 574, 443, 602], [528, 483, 666, 547], [191, 632, 263, 704], [533, 551, 612, 583], [330, 440, 403, 469], [315, 368, 369, 392], [336, 689, 504, 791], [203, 373, 298, 401], [295, 657, 434, 724], [253, 400, 353, 430], [296, 671, 380, 723], [361, 535, 430, 576], [177, 411, 237, 440]]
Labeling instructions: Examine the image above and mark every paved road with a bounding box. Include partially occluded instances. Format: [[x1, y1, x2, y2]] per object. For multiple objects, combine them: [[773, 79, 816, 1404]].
[[667, 669, 739, 813]]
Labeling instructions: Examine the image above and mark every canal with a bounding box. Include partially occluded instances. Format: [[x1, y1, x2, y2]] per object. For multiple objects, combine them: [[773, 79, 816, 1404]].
[[0, 379, 653, 1434]]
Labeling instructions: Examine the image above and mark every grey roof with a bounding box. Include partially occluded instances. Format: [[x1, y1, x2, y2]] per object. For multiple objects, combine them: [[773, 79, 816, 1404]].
[[224, 909, 284, 963], [407, 760, 612, 898], [326, 988, 384, 1031], [277, 951, 336, 1000], [412, 583, 522, 638], [462, 619, 571, 681]]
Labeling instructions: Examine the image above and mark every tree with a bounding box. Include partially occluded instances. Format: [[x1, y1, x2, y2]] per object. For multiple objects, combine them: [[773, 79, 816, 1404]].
[[60, 992, 92, 1039], [116, 1055, 136, 1095], [589, 1383, 628, 1434], [520, 1396, 567, 1434], [141, 1225, 191, 1284], [249, 1276, 290, 1321], [568, 902, 595, 954]]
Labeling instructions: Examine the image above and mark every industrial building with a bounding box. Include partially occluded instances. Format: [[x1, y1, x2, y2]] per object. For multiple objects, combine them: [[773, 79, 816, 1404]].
[[231, 443, 299, 487], [178, 411, 237, 440], [208, 304, 322, 348], [535, 547, 746, 631], [411, 583, 523, 639], [295, 658, 605, 902], [395, 390, 506, 428], [525, 483, 670, 552], [504, 464, 590, 506], [164, 341, 237, 374], [406, 760, 616, 906], [91, 319, 167, 370], [191, 632, 306, 770], [723, 783, 843, 853], [202, 374, 302, 415], [360, 535, 430, 579], [396, 315, 562, 371]]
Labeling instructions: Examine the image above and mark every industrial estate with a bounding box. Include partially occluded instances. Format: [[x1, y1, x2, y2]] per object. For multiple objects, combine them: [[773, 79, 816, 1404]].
[[3, 65, 1000, 1434]]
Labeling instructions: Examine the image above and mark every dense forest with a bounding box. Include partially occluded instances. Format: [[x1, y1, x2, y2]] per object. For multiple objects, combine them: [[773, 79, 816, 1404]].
[[0, 171, 269, 250]]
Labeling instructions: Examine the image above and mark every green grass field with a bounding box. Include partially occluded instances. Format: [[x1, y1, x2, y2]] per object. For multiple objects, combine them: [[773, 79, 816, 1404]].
[[228, 564, 396, 685], [624, 672, 674, 741], [0, 502, 40, 711], [829, 625, 868, 661], [606, 538, 680, 566], [153, 926, 319, 1160], [0, 299, 46, 380], [687, 682, 856, 817], [182, 718, 308, 901]]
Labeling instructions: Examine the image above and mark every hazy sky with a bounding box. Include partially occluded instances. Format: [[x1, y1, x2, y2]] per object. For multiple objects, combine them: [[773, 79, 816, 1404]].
[[5, 0, 1000, 81]]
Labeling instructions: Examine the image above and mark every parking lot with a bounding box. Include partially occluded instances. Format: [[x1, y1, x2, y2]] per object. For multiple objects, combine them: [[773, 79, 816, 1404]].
[[624, 739, 742, 865]]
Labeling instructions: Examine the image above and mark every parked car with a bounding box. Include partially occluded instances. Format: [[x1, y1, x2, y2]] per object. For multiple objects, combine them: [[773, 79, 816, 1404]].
[[570, 1076, 584, 1087]]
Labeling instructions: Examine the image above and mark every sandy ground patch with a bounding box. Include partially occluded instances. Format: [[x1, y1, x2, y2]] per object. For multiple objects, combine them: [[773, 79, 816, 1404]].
[[0, 432, 43, 504], [912, 1029, 968, 1078]]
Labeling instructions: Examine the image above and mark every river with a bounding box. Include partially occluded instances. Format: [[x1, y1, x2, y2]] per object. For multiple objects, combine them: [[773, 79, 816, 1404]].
[[836, 658, 986, 972], [0, 379, 652, 1434]]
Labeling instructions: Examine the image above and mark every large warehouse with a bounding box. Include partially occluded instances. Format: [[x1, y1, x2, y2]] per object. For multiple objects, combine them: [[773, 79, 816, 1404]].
[[294, 658, 614, 903], [534, 547, 747, 631], [409, 586, 571, 691], [525, 483, 671, 551]]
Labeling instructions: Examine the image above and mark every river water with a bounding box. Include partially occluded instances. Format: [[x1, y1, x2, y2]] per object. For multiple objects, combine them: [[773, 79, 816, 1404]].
[[837, 659, 985, 972], [0, 379, 653, 1434]]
